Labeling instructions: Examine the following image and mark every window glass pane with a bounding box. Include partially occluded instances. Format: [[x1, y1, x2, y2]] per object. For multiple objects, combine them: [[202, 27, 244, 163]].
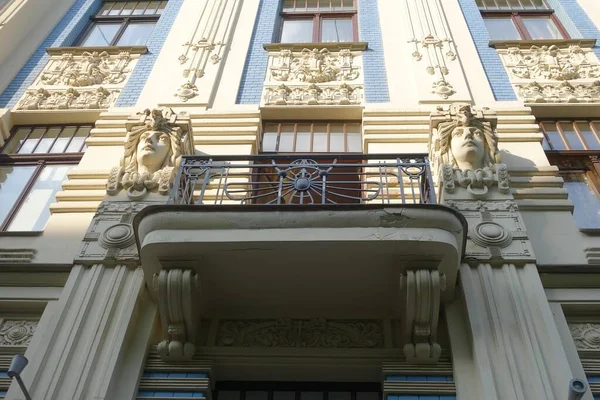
[[321, 18, 353, 42], [296, 124, 311, 152], [329, 393, 351, 400], [274, 393, 295, 400], [497, 0, 511, 10], [356, 393, 379, 400], [121, 1, 135, 15], [279, 124, 295, 151], [8, 165, 73, 232], [522, 16, 564, 39], [108, 1, 124, 15], [335, 0, 355, 11], [262, 132, 278, 152], [133, 1, 149, 14], [50, 128, 73, 153], [330, 124, 344, 152], [532, 0, 549, 8], [559, 122, 585, 150], [301, 393, 322, 400], [563, 172, 600, 230], [577, 122, 600, 150], [2, 127, 31, 154], [246, 392, 268, 400], [65, 126, 88, 153], [116, 21, 156, 45], [98, 2, 114, 15], [483, 17, 521, 40], [541, 134, 551, 150], [313, 124, 328, 152], [0, 166, 36, 227], [145, 1, 161, 14], [218, 392, 240, 400], [157, 1, 168, 13], [34, 127, 61, 154], [18, 127, 45, 154], [282, 0, 296, 11], [306, 0, 318, 11], [347, 123, 361, 152], [281, 19, 313, 43], [542, 123, 567, 150], [79, 23, 121, 46]]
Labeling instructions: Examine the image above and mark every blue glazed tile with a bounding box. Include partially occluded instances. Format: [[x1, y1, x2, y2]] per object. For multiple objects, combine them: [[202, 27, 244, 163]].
[[386, 376, 407, 381], [168, 372, 188, 378], [406, 376, 427, 382], [187, 373, 209, 378]]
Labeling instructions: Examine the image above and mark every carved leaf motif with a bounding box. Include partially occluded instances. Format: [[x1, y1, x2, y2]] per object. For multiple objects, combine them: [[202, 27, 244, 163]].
[[0, 320, 38, 346], [217, 319, 383, 348], [264, 83, 362, 106], [570, 323, 600, 350], [270, 48, 360, 83]]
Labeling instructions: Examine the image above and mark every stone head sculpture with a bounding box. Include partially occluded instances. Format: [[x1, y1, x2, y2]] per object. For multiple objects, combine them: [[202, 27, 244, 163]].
[[107, 107, 194, 200]]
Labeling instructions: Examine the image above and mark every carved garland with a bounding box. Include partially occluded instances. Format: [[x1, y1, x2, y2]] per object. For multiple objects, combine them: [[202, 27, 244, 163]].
[[264, 83, 362, 106], [270, 48, 360, 83], [0, 320, 38, 346]]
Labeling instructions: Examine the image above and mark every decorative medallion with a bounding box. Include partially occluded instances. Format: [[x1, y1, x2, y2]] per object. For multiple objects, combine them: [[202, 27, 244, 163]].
[[0, 320, 38, 346], [99, 223, 135, 249], [471, 222, 512, 248], [570, 323, 600, 350]]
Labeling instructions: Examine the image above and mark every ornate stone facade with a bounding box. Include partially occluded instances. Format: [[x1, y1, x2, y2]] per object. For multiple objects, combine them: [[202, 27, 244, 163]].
[[217, 319, 383, 348], [106, 107, 195, 200], [270, 48, 360, 83], [15, 47, 142, 110], [263, 83, 363, 106], [498, 43, 600, 103]]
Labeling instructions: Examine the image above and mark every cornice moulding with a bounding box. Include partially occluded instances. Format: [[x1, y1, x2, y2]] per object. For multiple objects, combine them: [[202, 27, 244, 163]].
[[490, 38, 597, 49], [46, 45, 148, 56], [264, 42, 368, 52]]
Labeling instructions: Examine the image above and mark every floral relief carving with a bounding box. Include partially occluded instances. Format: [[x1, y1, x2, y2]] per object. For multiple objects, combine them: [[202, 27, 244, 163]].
[[0, 320, 38, 346], [40, 51, 134, 87], [270, 48, 360, 83], [516, 80, 600, 103], [264, 83, 362, 106], [17, 87, 117, 110], [570, 323, 600, 350], [217, 319, 383, 348], [505, 45, 600, 81]]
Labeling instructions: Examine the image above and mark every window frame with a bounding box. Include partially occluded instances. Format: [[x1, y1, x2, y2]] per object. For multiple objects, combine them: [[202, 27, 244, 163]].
[[480, 8, 570, 40], [541, 120, 600, 151], [74, 1, 165, 47], [0, 124, 91, 232], [260, 121, 363, 153], [278, 0, 359, 43]]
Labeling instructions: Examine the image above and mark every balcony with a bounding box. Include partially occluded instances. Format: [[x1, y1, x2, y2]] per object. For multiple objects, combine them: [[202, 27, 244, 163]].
[[170, 154, 436, 206], [133, 154, 466, 362]]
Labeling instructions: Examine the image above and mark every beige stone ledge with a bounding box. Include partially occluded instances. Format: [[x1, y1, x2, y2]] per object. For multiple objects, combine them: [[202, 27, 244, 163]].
[[46, 45, 148, 56], [490, 38, 597, 49], [67, 170, 110, 179], [511, 187, 569, 199], [511, 176, 564, 187], [515, 199, 574, 210], [55, 190, 105, 202], [49, 201, 100, 213], [62, 179, 106, 190], [508, 166, 560, 176]]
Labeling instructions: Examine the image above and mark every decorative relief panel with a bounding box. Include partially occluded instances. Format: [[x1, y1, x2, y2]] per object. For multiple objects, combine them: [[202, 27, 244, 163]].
[[498, 44, 600, 103], [445, 200, 534, 261], [262, 47, 364, 106], [76, 201, 155, 265], [0, 249, 36, 264], [217, 319, 383, 348], [570, 323, 600, 350], [0, 319, 38, 347], [175, 0, 242, 101], [16, 47, 142, 110], [404, 0, 466, 101]]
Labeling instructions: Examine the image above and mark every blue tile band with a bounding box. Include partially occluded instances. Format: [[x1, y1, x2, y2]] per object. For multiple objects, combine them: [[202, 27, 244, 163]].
[[357, 0, 389, 103]]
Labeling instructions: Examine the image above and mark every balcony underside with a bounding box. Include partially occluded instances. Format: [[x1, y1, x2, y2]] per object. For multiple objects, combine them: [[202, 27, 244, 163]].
[[135, 205, 466, 317]]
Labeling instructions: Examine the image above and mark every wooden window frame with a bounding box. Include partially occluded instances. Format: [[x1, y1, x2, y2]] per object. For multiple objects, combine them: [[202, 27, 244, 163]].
[[481, 10, 570, 40], [74, 0, 165, 46], [541, 121, 600, 151], [0, 125, 91, 232], [278, 0, 358, 43], [260, 121, 363, 153]]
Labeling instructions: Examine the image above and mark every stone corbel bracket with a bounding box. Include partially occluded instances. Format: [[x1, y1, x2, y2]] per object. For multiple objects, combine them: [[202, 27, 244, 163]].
[[153, 269, 202, 361], [401, 269, 446, 364]]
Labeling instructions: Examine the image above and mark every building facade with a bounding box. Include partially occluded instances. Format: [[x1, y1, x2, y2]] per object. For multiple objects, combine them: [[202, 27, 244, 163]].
[[0, 0, 600, 399]]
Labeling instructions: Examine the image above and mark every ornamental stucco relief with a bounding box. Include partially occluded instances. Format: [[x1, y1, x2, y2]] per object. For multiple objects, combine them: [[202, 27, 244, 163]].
[[16, 48, 140, 110], [570, 323, 600, 350], [270, 48, 360, 83], [106, 107, 195, 200], [0, 320, 38, 346], [217, 319, 383, 348], [263, 83, 362, 106], [430, 103, 509, 199], [498, 44, 600, 103]]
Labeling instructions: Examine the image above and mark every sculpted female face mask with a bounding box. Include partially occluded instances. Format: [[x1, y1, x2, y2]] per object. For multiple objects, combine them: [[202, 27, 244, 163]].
[[450, 126, 486, 170], [136, 130, 172, 174]]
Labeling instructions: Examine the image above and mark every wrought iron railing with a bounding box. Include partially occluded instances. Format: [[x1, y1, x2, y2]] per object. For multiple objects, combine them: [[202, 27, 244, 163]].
[[170, 154, 436, 206]]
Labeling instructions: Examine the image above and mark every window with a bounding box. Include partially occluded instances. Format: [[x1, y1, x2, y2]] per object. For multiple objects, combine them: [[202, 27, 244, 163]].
[[279, 0, 357, 43], [541, 121, 600, 230], [75, 1, 168, 47], [261, 122, 362, 152], [0, 125, 91, 232], [476, 0, 568, 40]]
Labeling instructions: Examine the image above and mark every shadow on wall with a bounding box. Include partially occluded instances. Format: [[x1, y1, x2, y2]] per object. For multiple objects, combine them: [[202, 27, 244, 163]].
[[499, 149, 537, 168]]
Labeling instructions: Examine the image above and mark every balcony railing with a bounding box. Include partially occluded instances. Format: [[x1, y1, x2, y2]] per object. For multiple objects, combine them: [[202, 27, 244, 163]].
[[170, 154, 436, 206]]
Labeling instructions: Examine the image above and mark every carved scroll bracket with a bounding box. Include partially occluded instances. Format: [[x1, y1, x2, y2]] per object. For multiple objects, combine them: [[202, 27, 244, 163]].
[[401, 269, 446, 364], [154, 269, 202, 361]]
